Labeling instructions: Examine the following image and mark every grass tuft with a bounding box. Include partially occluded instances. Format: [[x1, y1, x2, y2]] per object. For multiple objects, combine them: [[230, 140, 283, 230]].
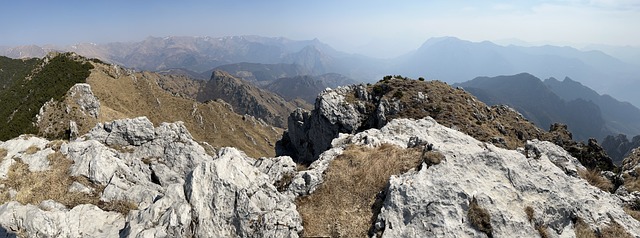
[[524, 206, 549, 238], [578, 169, 613, 192], [468, 197, 493, 237], [24, 145, 40, 155], [601, 220, 633, 238], [0, 151, 136, 215], [0, 148, 7, 161], [525, 206, 535, 223], [296, 144, 422, 237], [274, 172, 295, 192]]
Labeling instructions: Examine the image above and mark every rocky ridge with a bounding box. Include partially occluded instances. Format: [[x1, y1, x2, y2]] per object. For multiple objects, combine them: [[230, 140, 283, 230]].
[[0, 98, 638, 236], [83, 61, 282, 158], [277, 77, 617, 171], [195, 70, 301, 128], [0, 117, 302, 237], [288, 117, 640, 237]]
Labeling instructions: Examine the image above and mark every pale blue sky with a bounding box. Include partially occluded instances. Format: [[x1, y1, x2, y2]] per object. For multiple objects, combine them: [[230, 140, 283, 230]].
[[1, 0, 639, 57]]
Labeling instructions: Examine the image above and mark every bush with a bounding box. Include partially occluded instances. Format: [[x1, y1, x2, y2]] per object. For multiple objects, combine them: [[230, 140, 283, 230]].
[[393, 90, 404, 99], [418, 77, 425, 81]]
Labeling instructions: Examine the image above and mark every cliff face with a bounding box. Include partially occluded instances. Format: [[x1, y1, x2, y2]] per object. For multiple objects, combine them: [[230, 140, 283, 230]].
[[277, 77, 617, 171], [277, 117, 640, 237], [277, 78, 547, 164], [196, 70, 300, 128]]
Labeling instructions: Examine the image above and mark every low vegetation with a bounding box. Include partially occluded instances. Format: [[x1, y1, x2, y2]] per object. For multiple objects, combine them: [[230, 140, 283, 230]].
[[87, 63, 282, 158], [578, 168, 613, 192], [0, 148, 137, 215], [574, 217, 633, 238], [574, 217, 597, 238], [0, 53, 93, 141], [360, 78, 546, 150], [468, 197, 493, 237], [296, 144, 423, 237], [623, 167, 640, 192], [624, 199, 640, 222], [600, 220, 634, 238], [524, 206, 549, 238], [0, 148, 7, 161]]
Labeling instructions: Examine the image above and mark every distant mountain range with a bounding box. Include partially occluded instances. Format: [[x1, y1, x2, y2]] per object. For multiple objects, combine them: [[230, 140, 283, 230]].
[[454, 73, 640, 164], [0, 36, 384, 82], [2, 36, 638, 108], [397, 37, 640, 109]]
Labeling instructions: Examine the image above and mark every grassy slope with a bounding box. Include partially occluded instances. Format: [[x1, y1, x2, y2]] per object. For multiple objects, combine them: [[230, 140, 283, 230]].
[[86, 63, 282, 158]]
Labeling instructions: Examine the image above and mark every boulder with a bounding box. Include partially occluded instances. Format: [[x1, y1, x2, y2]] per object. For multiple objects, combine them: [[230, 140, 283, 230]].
[[85, 117, 155, 147], [185, 147, 302, 237], [350, 118, 640, 237], [281, 85, 371, 164], [67, 83, 100, 119], [0, 201, 123, 238]]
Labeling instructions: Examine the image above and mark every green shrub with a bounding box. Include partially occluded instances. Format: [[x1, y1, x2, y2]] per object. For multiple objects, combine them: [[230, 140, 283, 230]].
[[393, 90, 404, 99], [0, 53, 93, 140]]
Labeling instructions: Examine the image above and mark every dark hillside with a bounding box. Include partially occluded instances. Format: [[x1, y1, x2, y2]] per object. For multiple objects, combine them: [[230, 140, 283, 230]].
[[456, 73, 606, 141], [0, 53, 93, 140]]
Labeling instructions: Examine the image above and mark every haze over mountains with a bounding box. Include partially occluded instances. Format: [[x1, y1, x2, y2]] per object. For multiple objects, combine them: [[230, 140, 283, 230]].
[[2, 35, 638, 108]]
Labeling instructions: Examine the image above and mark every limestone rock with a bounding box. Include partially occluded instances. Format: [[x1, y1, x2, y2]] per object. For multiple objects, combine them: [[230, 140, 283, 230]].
[[120, 184, 193, 237], [350, 118, 640, 237], [85, 117, 155, 147], [253, 155, 297, 185], [185, 147, 303, 237], [0, 117, 303, 237], [0, 202, 124, 238], [67, 83, 101, 119], [281, 85, 370, 164], [0, 136, 52, 178]]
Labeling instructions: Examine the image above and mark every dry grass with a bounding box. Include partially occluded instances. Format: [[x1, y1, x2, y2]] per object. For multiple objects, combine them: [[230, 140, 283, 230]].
[[274, 172, 295, 192], [578, 169, 613, 192], [45, 140, 66, 151], [623, 168, 640, 192], [574, 217, 597, 238], [422, 150, 444, 168], [296, 144, 423, 237], [600, 220, 633, 238], [365, 78, 546, 150], [97, 200, 138, 215], [86, 63, 282, 158], [24, 145, 40, 155], [0, 148, 7, 160], [524, 206, 550, 238], [574, 217, 633, 238], [525, 206, 535, 223], [624, 206, 640, 221], [468, 197, 493, 236], [0, 152, 137, 215]]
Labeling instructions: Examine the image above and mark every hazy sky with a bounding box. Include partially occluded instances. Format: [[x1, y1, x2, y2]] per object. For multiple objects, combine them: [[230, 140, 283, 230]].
[[1, 0, 639, 58]]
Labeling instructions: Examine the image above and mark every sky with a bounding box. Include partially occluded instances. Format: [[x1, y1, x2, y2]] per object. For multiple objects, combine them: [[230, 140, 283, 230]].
[[1, 0, 639, 58]]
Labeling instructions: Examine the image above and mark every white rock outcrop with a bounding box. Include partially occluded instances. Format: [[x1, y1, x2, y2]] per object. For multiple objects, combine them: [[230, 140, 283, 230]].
[[67, 83, 100, 119], [0, 117, 302, 237], [326, 117, 640, 237], [0, 201, 123, 238]]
